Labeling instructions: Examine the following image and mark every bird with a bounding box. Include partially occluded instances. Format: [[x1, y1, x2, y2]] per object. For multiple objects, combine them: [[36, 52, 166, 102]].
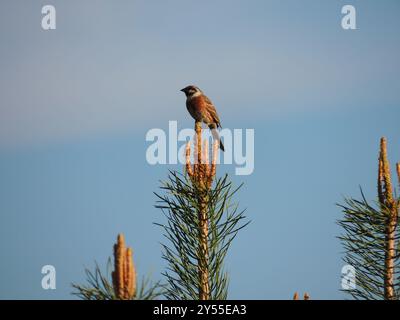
[[180, 85, 225, 152]]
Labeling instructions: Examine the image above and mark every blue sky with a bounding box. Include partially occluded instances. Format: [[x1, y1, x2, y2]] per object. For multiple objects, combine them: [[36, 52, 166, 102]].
[[0, 0, 399, 299]]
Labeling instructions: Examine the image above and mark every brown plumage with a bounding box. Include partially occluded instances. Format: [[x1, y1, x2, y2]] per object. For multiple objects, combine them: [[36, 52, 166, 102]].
[[181, 85, 225, 151]]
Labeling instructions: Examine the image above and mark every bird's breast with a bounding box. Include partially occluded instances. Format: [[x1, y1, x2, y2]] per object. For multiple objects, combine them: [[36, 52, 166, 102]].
[[186, 96, 206, 121]]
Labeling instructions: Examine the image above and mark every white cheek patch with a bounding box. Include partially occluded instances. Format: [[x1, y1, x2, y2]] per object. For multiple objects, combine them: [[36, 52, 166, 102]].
[[188, 91, 202, 100]]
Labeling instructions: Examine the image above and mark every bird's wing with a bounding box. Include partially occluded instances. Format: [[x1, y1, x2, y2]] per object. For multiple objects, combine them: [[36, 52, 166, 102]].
[[203, 95, 222, 128]]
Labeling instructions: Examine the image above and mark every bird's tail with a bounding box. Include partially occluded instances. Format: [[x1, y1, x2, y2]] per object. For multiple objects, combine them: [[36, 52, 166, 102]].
[[209, 124, 225, 152]]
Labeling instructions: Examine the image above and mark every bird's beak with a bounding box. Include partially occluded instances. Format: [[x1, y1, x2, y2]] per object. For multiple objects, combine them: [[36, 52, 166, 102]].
[[180, 88, 185, 93]]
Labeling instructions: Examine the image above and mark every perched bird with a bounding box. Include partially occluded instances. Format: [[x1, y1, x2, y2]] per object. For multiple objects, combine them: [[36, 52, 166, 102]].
[[180, 85, 225, 152]]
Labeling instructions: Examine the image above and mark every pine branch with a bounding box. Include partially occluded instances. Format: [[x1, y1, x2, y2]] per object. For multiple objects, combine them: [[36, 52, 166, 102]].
[[337, 137, 400, 300], [72, 234, 163, 300], [155, 122, 249, 300]]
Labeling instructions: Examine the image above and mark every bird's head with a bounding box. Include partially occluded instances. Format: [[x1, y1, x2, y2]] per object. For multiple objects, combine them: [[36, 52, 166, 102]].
[[180, 85, 202, 98]]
